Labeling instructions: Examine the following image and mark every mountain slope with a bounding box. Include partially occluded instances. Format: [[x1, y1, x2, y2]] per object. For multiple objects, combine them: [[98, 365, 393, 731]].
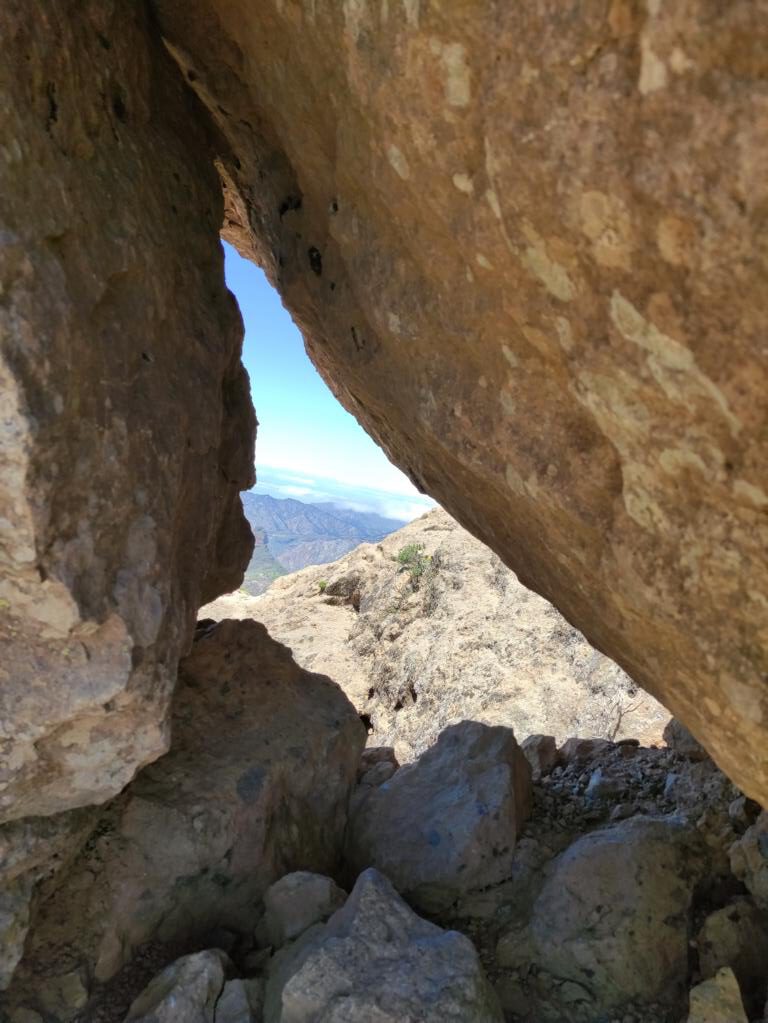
[[239, 492, 405, 592], [203, 509, 670, 760]]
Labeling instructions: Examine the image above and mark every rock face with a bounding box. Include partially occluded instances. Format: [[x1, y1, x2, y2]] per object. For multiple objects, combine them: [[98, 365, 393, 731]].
[[345, 721, 532, 912], [202, 509, 671, 762], [264, 868, 504, 1023], [5, 620, 365, 1018], [0, 0, 255, 829], [151, 0, 768, 803]]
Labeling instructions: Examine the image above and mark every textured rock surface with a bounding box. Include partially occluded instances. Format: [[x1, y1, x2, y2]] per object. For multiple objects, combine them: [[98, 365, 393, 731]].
[[0, 0, 255, 829], [498, 816, 700, 1019], [730, 811, 768, 907], [5, 620, 365, 1017], [264, 868, 504, 1023], [202, 510, 671, 761], [687, 967, 748, 1023], [125, 950, 230, 1023], [345, 721, 532, 912], [154, 0, 768, 803], [261, 871, 347, 949]]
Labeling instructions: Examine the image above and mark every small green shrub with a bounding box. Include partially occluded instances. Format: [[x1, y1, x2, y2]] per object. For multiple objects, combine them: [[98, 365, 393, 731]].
[[396, 543, 430, 586], [318, 579, 327, 593]]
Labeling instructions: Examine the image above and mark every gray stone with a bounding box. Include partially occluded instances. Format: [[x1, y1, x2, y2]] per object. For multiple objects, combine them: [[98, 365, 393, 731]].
[[521, 734, 558, 781], [730, 811, 768, 908], [558, 737, 612, 766], [126, 950, 229, 1023], [215, 978, 264, 1023], [263, 872, 347, 948], [345, 721, 532, 912], [695, 899, 768, 1018], [664, 719, 709, 761], [509, 816, 698, 1017], [264, 868, 503, 1023], [687, 967, 748, 1023]]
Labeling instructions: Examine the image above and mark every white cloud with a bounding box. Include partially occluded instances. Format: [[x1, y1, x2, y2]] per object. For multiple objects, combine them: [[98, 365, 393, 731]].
[[253, 464, 437, 522]]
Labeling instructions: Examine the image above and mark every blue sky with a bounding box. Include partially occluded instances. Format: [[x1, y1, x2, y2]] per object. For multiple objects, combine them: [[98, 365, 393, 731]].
[[224, 242, 435, 521]]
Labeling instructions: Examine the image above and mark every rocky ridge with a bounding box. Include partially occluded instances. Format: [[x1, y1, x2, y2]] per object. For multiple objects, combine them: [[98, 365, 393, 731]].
[[202, 509, 671, 761]]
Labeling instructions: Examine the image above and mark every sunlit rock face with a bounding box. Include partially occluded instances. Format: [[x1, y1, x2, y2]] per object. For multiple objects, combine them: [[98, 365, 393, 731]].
[[0, 0, 255, 827], [154, 0, 768, 803]]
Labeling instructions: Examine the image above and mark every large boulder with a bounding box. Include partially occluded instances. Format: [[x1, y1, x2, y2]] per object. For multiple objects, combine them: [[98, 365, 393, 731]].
[[0, 0, 255, 830], [5, 620, 365, 1018], [499, 816, 699, 1019], [345, 721, 532, 912], [125, 950, 231, 1023], [264, 867, 504, 1023], [152, 0, 768, 805]]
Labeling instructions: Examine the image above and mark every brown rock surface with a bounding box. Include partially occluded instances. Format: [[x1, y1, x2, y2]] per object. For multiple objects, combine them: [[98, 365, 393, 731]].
[[5, 620, 365, 1018], [153, 0, 768, 802], [202, 509, 671, 761], [0, 1, 255, 829]]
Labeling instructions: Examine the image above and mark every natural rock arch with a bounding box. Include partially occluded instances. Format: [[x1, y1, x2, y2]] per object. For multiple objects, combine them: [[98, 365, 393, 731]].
[[1, 0, 766, 858]]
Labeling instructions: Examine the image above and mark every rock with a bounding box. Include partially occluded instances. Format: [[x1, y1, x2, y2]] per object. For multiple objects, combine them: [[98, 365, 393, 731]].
[[126, 950, 230, 1023], [151, 0, 768, 806], [687, 967, 748, 1023], [7, 621, 364, 1015], [264, 868, 503, 1023], [504, 816, 698, 1017], [694, 899, 768, 1018], [0, 1, 255, 831], [262, 872, 347, 948], [664, 719, 709, 760], [521, 734, 558, 781], [215, 978, 264, 1023], [0, 806, 98, 990], [359, 760, 397, 786], [585, 767, 623, 801], [558, 737, 613, 765], [730, 812, 768, 907], [346, 721, 532, 912], [357, 747, 399, 779], [202, 511, 670, 763]]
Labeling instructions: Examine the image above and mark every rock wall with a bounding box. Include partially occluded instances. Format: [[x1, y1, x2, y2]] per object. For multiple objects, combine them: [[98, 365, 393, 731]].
[[0, 0, 255, 827], [153, 0, 768, 802]]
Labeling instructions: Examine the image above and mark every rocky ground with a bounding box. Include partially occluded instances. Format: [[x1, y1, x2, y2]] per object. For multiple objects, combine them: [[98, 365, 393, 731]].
[[202, 509, 671, 761], [27, 720, 765, 1023]]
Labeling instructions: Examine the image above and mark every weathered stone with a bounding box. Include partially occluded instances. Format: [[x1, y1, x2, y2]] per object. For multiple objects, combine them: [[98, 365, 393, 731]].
[[664, 719, 709, 760], [521, 734, 558, 781], [346, 721, 532, 912], [264, 868, 504, 1023], [558, 737, 613, 765], [695, 899, 768, 1019], [504, 816, 698, 1017], [730, 811, 768, 907], [151, 0, 768, 805], [0, 0, 255, 829], [357, 746, 399, 779], [126, 950, 230, 1023], [215, 978, 264, 1023], [0, 807, 97, 989], [6, 621, 364, 1015], [687, 967, 748, 1023], [262, 871, 347, 948]]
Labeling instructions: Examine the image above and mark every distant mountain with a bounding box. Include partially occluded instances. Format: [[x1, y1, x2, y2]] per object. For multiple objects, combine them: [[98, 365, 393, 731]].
[[239, 493, 406, 594]]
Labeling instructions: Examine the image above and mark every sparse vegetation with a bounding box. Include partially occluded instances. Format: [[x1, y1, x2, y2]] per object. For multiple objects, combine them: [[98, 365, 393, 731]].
[[318, 579, 328, 593], [396, 543, 430, 586]]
